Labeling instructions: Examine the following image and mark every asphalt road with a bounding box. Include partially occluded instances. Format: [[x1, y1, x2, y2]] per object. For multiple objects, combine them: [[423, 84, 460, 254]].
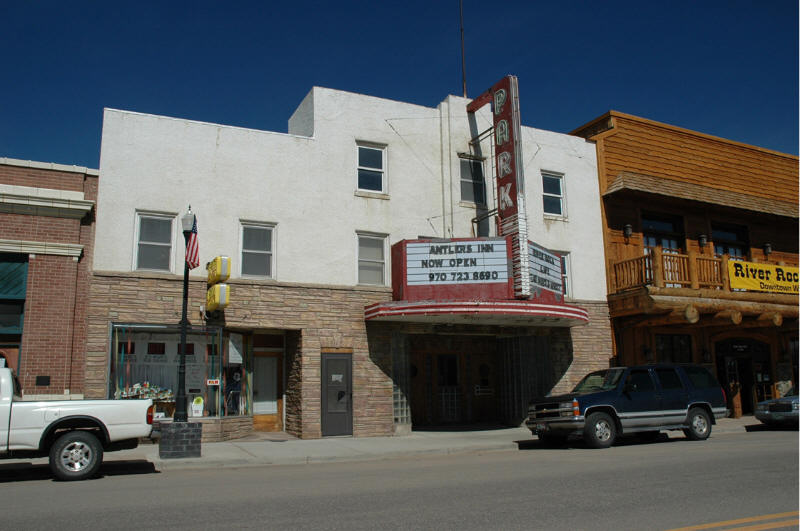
[[1, 430, 797, 530]]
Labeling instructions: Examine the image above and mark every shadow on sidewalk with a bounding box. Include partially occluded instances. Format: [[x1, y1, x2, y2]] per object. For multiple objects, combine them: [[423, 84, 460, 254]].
[[412, 424, 511, 433]]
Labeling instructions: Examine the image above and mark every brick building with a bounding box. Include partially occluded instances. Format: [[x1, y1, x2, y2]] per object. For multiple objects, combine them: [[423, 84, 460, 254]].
[[571, 111, 799, 416], [0, 157, 97, 399], [88, 83, 613, 439]]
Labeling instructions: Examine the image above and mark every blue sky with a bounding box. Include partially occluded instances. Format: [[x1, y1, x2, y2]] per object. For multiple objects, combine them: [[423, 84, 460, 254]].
[[1, 1, 797, 169]]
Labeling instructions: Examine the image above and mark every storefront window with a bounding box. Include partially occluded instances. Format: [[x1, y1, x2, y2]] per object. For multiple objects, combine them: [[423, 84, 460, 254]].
[[109, 323, 246, 419], [656, 334, 692, 363]]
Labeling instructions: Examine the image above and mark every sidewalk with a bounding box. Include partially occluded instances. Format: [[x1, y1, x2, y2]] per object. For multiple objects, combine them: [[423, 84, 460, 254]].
[[115, 415, 760, 471], [0, 416, 762, 474]]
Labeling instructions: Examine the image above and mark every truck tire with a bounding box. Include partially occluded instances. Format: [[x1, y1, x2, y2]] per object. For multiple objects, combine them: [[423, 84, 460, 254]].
[[584, 412, 616, 448], [683, 407, 712, 441], [49, 431, 104, 481]]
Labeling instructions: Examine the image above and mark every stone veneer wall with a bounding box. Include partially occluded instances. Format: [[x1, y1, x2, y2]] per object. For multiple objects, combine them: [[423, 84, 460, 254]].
[[86, 272, 394, 439], [551, 299, 613, 394]]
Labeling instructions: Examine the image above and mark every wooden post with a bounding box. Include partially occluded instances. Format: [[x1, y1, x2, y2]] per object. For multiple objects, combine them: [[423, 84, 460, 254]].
[[688, 250, 699, 289], [721, 254, 730, 292], [652, 246, 665, 288]]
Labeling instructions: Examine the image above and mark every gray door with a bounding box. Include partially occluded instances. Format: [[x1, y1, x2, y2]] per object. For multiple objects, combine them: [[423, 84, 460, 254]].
[[321, 353, 352, 436]]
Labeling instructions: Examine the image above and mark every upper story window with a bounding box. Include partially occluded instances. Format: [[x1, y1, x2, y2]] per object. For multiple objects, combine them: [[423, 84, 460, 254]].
[[241, 222, 274, 278], [460, 158, 486, 204], [542, 172, 565, 217], [559, 253, 571, 298], [136, 213, 173, 272], [357, 232, 386, 285], [712, 223, 748, 259], [357, 143, 386, 193], [642, 212, 684, 253]]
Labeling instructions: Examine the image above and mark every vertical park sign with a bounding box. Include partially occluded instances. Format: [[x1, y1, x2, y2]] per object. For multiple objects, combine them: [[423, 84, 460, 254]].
[[467, 75, 531, 298]]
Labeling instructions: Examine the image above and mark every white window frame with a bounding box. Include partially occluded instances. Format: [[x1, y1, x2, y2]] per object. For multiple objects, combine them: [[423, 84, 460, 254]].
[[356, 231, 388, 286], [134, 211, 176, 272], [558, 252, 572, 298], [356, 141, 387, 194], [542, 171, 566, 219], [459, 157, 486, 205], [239, 221, 276, 279]]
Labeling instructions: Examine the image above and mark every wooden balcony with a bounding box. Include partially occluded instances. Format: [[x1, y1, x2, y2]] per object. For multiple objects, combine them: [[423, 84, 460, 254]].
[[609, 247, 798, 326], [612, 248, 727, 293]]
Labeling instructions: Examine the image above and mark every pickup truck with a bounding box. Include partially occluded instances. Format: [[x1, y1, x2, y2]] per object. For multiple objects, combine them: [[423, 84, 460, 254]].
[[1, 367, 154, 480], [526, 364, 728, 448]]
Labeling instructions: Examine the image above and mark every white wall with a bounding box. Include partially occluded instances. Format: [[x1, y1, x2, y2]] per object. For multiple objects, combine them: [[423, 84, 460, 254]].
[[95, 86, 605, 300]]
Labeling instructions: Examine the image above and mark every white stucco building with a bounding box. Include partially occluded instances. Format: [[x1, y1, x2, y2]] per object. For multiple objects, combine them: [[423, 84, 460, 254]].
[[88, 85, 612, 439]]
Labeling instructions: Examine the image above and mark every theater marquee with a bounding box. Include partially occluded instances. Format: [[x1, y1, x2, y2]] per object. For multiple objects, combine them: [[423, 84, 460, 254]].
[[392, 238, 513, 301]]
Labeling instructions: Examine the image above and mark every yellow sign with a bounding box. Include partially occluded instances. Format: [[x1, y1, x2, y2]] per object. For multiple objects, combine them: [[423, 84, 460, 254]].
[[206, 283, 230, 311], [728, 261, 799, 294], [206, 256, 231, 285]]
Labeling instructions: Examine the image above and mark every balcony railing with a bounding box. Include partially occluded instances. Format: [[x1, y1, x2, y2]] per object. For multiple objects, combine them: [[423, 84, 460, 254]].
[[611, 248, 726, 293]]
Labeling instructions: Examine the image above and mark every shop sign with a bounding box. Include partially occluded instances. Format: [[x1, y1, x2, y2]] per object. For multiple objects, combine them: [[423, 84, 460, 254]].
[[528, 241, 563, 298], [206, 283, 230, 311], [206, 256, 231, 284], [206, 378, 220, 386], [727, 261, 799, 294]]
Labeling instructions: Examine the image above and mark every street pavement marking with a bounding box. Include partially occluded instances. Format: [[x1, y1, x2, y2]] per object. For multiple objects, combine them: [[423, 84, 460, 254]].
[[666, 511, 799, 531]]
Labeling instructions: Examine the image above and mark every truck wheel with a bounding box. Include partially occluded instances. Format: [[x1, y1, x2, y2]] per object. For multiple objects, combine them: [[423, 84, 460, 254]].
[[584, 412, 616, 448], [49, 431, 103, 481], [683, 408, 712, 441]]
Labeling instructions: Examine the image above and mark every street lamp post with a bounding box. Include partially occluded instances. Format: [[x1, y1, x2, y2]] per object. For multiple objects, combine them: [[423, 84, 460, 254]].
[[174, 208, 195, 423]]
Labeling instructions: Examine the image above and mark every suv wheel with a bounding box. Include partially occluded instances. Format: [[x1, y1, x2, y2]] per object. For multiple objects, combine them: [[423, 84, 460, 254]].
[[584, 412, 616, 448], [683, 407, 712, 441]]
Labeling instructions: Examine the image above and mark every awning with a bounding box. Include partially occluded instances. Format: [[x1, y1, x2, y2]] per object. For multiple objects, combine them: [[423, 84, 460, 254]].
[[365, 300, 589, 327], [605, 171, 798, 218]]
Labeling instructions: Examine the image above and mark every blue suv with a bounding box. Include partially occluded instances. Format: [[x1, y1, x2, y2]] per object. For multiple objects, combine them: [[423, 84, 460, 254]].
[[526, 364, 728, 448]]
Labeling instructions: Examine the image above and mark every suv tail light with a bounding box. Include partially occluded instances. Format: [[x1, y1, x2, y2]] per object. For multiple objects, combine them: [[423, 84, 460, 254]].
[[146, 404, 154, 425], [721, 387, 727, 405]]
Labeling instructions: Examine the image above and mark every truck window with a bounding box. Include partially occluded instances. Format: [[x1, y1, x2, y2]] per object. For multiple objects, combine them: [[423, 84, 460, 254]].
[[572, 368, 624, 393], [626, 369, 655, 392], [684, 366, 719, 389], [12, 372, 22, 398], [655, 368, 684, 390]]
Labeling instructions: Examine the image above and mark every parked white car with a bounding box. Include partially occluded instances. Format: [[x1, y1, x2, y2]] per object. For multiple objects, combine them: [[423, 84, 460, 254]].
[[0, 367, 154, 480]]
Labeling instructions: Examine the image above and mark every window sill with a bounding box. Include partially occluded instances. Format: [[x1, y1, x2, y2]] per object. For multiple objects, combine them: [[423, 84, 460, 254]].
[[543, 214, 568, 222], [355, 190, 390, 200], [458, 200, 488, 209]]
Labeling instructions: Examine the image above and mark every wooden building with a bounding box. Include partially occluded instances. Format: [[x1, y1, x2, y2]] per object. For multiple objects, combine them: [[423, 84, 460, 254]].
[[572, 111, 799, 417]]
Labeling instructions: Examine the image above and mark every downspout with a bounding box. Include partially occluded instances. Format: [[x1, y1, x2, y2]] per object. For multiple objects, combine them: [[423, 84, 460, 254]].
[[439, 101, 448, 236]]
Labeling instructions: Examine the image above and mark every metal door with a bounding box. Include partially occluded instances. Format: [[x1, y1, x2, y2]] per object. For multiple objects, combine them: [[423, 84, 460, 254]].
[[321, 353, 352, 436]]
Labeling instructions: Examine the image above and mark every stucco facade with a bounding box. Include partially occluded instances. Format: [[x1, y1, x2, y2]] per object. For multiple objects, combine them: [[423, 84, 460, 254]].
[[89, 87, 612, 438]]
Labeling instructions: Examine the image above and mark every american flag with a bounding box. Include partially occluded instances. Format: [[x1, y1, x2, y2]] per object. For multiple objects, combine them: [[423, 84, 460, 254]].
[[186, 214, 199, 270]]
